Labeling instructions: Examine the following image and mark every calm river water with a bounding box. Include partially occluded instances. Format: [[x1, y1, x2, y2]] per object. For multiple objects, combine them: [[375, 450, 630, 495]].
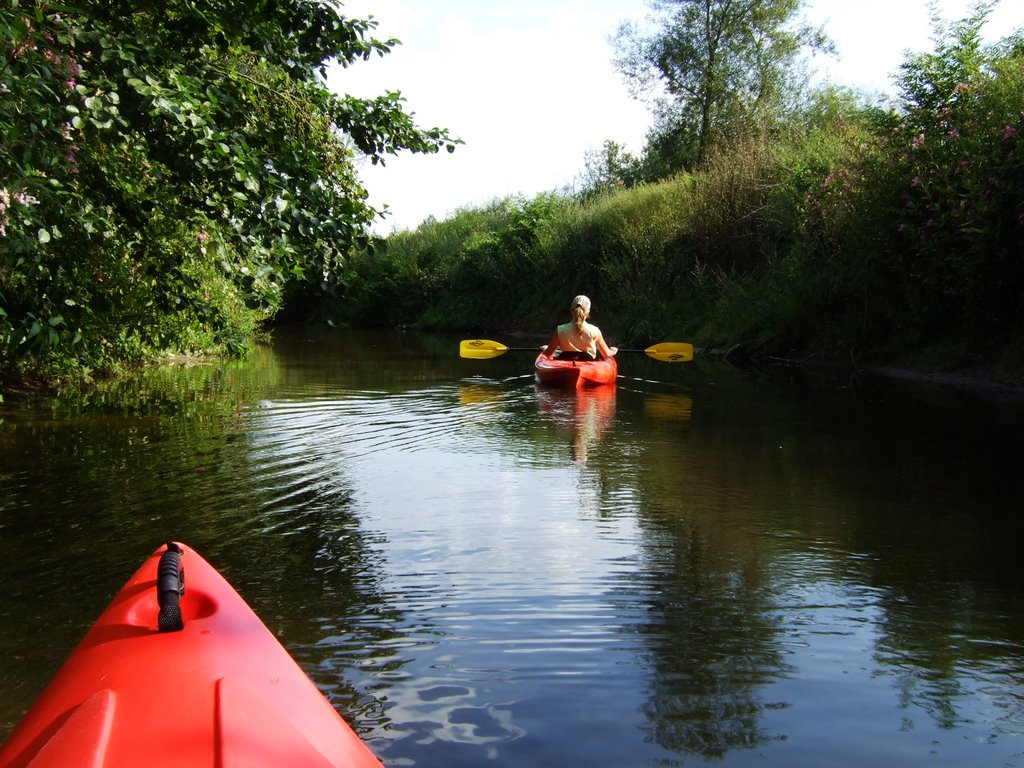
[[2, 328, 1023, 767]]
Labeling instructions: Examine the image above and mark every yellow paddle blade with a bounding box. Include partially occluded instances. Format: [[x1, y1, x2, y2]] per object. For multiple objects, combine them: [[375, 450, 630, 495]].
[[460, 339, 510, 359], [643, 342, 694, 362]]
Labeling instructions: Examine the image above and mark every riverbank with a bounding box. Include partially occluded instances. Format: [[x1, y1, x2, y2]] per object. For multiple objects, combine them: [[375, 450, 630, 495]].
[[863, 365, 1024, 398]]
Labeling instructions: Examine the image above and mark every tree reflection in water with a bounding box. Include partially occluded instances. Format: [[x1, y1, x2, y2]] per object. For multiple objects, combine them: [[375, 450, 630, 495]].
[[616, 514, 791, 758]]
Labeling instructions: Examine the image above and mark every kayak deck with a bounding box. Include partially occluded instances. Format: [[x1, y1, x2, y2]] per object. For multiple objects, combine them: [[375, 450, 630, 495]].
[[0, 542, 384, 768], [534, 353, 618, 388]]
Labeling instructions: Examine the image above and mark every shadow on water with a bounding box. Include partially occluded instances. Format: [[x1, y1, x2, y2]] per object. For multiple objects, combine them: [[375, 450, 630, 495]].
[[1, 327, 1023, 766], [616, 358, 1024, 761]]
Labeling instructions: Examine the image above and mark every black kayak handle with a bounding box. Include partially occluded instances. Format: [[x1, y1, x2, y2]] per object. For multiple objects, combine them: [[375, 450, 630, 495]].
[[157, 541, 185, 632]]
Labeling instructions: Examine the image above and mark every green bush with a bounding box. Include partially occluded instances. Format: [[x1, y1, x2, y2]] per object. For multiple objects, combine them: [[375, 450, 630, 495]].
[[883, 19, 1024, 358], [1, 0, 456, 390]]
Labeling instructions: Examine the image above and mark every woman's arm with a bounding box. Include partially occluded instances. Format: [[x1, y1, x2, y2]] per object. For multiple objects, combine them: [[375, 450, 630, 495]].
[[596, 330, 617, 358], [540, 329, 561, 357]]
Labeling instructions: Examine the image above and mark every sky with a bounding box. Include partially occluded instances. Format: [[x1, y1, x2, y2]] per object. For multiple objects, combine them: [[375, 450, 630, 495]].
[[328, 0, 1024, 233]]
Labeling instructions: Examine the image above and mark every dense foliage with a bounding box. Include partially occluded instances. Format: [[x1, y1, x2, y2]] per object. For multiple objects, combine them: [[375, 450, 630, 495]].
[[1, 0, 456, 385], [344, 8, 1024, 373]]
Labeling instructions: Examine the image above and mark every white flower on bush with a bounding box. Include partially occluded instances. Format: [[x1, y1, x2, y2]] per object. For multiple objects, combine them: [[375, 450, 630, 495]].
[[0, 188, 40, 237]]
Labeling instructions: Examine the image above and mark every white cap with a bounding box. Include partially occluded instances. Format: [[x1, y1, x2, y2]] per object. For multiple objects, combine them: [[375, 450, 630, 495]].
[[571, 295, 591, 314]]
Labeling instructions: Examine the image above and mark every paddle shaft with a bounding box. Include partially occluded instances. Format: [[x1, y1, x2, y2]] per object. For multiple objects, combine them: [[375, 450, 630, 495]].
[[471, 346, 656, 354], [460, 338, 693, 362]]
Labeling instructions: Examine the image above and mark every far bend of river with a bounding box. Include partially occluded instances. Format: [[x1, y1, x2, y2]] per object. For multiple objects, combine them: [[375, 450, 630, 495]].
[[2, 327, 1024, 767]]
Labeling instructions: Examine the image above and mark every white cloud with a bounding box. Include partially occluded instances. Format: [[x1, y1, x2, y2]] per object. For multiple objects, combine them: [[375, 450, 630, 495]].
[[805, 0, 1024, 95], [330, 0, 651, 232]]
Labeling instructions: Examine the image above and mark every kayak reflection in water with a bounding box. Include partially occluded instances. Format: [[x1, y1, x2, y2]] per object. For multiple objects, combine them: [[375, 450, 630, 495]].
[[537, 385, 617, 464], [540, 295, 618, 361]]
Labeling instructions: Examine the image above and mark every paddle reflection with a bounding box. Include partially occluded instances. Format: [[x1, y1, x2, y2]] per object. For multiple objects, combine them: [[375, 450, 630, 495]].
[[457, 381, 506, 408], [643, 392, 694, 423], [535, 384, 617, 464]]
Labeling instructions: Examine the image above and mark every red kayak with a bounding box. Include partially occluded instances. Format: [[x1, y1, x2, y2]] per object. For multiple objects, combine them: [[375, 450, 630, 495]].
[[0, 542, 384, 768], [534, 353, 618, 388]]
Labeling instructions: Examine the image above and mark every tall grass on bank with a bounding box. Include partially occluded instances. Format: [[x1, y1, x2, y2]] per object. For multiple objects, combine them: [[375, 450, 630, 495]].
[[537, 182, 694, 340], [343, 112, 888, 352]]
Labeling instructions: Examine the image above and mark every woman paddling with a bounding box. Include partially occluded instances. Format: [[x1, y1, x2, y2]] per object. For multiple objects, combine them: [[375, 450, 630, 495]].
[[540, 295, 618, 361]]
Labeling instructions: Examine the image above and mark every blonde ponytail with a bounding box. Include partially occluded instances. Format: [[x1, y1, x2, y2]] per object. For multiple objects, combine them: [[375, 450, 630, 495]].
[[572, 305, 587, 331], [569, 295, 591, 333]]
